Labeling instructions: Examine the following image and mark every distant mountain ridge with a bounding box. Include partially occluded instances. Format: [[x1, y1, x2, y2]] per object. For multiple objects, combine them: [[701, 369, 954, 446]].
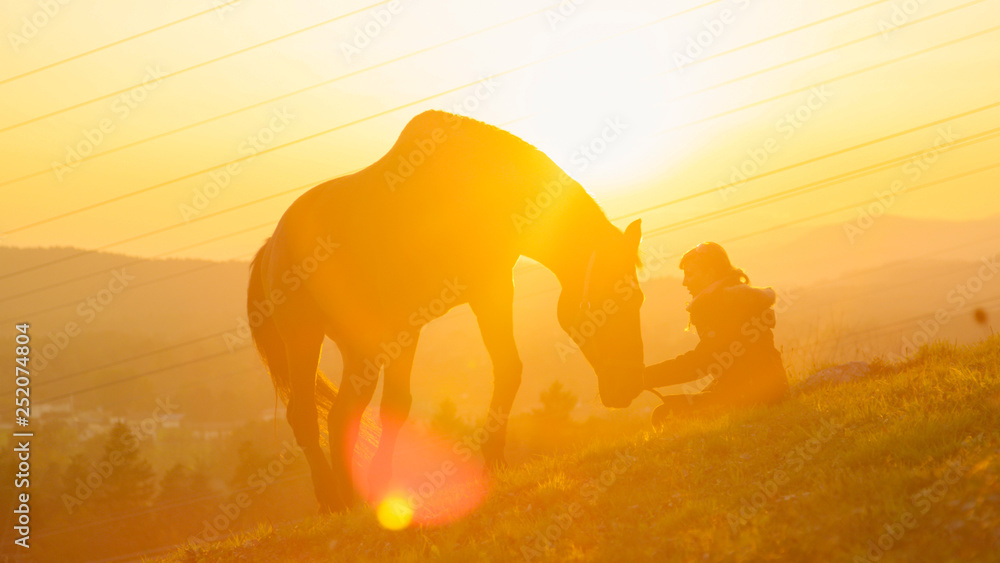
[[1, 214, 997, 422]]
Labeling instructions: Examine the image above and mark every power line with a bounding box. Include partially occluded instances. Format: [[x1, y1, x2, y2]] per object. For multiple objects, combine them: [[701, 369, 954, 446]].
[[36, 159, 998, 402], [612, 100, 1000, 221], [0, 0, 896, 190], [5, 111, 994, 311], [664, 0, 986, 104], [0, 3, 559, 189], [1, 12, 992, 392], [17, 2, 977, 238], [3, 7, 986, 274], [5, 86, 994, 289], [30, 229, 1000, 397], [526, 157, 1000, 300], [41, 349, 241, 404], [0, 250, 256, 324], [0, 180, 322, 283], [35, 330, 243, 389], [0, 240, 265, 324], [1, 7, 699, 237], [658, 24, 1000, 133], [0, 0, 245, 86], [654, 0, 889, 77], [642, 128, 1000, 238], [664, 160, 1000, 247], [0, 0, 398, 133]]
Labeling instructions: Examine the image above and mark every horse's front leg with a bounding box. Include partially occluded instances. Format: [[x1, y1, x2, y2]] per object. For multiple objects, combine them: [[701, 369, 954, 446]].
[[369, 331, 418, 501], [471, 279, 522, 470]]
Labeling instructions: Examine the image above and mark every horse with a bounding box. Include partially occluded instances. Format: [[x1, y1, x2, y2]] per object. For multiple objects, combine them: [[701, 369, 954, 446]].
[[247, 110, 645, 511]]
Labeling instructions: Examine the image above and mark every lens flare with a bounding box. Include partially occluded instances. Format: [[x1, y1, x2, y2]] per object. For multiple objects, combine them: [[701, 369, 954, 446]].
[[350, 420, 491, 527], [376, 493, 413, 531]]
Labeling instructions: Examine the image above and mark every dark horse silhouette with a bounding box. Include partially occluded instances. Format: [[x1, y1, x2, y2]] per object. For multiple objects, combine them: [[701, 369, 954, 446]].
[[248, 110, 645, 511]]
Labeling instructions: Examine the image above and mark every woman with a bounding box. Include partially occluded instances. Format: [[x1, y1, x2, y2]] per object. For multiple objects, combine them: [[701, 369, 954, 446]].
[[645, 242, 788, 426]]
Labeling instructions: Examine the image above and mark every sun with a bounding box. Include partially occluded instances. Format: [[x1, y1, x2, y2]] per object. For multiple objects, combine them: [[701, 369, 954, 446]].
[[512, 9, 682, 191]]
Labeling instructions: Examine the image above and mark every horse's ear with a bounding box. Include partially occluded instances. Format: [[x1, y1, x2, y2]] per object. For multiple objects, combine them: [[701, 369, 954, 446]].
[[624, 219, 642, 249]]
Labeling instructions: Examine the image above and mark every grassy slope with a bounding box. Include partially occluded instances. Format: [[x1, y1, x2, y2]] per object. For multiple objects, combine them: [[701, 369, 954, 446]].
[[171, 336, 1000, 562]]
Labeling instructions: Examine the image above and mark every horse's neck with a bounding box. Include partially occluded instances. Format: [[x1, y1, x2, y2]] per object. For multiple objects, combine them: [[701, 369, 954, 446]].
[[518, 194, 617, 292]]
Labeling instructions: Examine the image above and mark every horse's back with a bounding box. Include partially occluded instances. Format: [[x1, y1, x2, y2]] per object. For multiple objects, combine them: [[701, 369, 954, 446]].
[[263, 111, 546, 336]]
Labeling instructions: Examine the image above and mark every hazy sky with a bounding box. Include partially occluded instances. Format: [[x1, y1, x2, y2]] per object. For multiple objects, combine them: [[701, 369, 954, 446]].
[[2, 0, 998, 261]]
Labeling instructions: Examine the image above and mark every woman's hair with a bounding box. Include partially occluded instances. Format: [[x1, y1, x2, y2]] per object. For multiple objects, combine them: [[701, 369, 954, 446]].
[[679, 242, 750, 285]]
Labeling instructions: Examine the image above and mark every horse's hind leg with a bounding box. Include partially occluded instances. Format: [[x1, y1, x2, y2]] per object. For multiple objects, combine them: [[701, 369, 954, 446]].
[[282, 324, 342, 512], [470, 279, 523, 470], [369, 331, 418, 500], [328, 345, 379, 506]]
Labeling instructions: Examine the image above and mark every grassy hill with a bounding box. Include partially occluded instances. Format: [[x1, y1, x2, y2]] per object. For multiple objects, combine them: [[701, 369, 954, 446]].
[[168, 336, 1000, 562]]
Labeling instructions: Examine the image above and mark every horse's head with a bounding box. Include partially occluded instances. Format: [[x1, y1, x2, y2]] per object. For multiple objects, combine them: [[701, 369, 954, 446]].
[[558, 219, 645, 408]]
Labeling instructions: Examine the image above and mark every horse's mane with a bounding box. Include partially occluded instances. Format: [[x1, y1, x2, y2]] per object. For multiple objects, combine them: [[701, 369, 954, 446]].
[[397, 111, 638, 264]]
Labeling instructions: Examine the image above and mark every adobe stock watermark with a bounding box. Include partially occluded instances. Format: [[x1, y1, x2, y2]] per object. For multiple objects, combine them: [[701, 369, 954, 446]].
[[179, 107, 294, 221], [843, 126, 959, 244], [347, 277, 467, 394], [383, 78, 500, 192], [446, 76, 500, 119], [401, 408, 508, 512], [718, 86, 833, 201], [727, 417, 844, 533], [188, 439, 301, 547], [878, 0, 930, 38], [509, 171, 572, 235], [554, 246, 680, 362], [211, 0, 245, 21], [511, 117, 626, 234], [61, 398, 180, 514], [671, 0, 752, 70], [569, 117, 627, 173], [33, 269, 135, 372], [520, 447, 637, 561], [544, 0, 588, 30], [7, 0, 72, 53], [223, 235, 340, 352], [51, 65, 168, 181], [852, 432, 985, 562], [887, 251, 998, 361], [340, 1, 404, 63], [673, 288, 799, 398]]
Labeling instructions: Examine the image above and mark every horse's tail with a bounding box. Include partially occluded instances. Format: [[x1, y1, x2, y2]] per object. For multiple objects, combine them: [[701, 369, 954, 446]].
[[248, 239, 338, 441]]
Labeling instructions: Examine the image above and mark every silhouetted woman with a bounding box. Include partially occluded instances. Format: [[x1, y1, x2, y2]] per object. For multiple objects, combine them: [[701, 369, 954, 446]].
[[645, 242, 788, 425]]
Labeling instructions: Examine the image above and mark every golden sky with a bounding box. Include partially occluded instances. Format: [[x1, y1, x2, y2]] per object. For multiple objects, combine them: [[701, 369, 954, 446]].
[[2, 0, 998, 261]]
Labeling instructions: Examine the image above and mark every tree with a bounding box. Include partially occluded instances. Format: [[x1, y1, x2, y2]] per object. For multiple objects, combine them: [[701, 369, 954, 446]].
[[95, 423, 155, 514], [430, 398, 470, 438], [231, 439, 270, 490], [534, 380, 578, 422], [158, 462, 212, 505], [156, 462, 215, 541]]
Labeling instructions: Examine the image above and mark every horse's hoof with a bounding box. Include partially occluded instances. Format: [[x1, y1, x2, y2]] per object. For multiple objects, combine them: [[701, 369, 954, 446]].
[[652, 404, 672, 428]]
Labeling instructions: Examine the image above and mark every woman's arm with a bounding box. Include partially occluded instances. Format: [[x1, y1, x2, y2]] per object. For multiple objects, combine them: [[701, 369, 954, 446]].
[[643, 344, 713, 388]]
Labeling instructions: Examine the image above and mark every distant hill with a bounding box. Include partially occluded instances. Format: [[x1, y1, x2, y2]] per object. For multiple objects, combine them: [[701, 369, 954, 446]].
[[1, 214, 997, 423], [734, 213, 1000, 286]]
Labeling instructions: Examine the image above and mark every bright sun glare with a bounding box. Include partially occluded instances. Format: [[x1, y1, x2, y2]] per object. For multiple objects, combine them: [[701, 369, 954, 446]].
[[516, 10, 678, 190]]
